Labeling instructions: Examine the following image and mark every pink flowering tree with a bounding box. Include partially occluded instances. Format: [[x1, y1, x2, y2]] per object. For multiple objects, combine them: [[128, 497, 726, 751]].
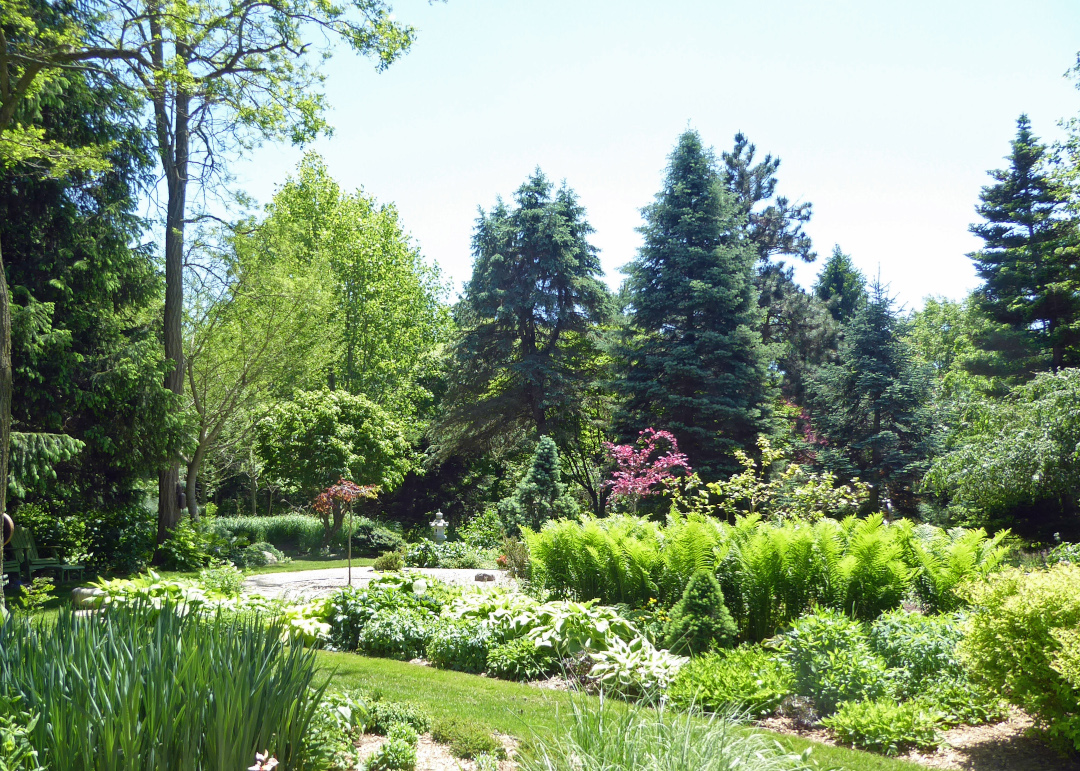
[[603, 429, 691, 511]]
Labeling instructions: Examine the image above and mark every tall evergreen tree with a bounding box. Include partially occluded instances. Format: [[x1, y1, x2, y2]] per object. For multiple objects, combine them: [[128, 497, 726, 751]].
[[969, 115, 1080, 374], [814, 245, 867, 324], [0, 60, 186, 511], [616, 131, 773, 478], [436, 171, 611, 456], [722, 132, 815, 265], [808, 280, 934, 512]]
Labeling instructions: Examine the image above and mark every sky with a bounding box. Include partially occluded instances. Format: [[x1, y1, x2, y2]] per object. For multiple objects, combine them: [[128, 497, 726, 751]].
[[234, 0, 1080, 309]]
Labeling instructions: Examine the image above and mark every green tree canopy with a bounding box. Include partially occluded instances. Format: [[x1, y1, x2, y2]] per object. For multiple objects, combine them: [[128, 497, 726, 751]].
[[808, 280, 935, 512], [260, 154, 449, 418], [437, 170, 611, 456], [616, 130, 774, 478], [814, 246, 866, 325], [969, 115, 1080, 374], [255, 389, 411, 498], [926, 368, 1080, 539], [1, 58, 185, 511]]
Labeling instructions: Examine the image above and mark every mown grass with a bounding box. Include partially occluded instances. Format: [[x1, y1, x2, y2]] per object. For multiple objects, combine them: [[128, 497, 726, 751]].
[[317, 652, 925, 771]]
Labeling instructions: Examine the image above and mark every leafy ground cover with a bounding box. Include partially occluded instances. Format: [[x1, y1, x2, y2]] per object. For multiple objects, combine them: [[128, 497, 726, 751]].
[[318, 651, 925, 771]]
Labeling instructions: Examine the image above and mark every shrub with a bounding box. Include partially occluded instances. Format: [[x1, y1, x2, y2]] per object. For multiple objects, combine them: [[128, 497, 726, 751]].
[[431, 717, 505, 760], [232, 542, 289, 568], [199, 563, 244, 597], [0, 606, 325, 771], [588, 637, 688, 698], [777, 608, 892, 716], [326, 580, 443, 652], [500, 536, 530, 579], [868, 609, 964, 696], [404, 541, 482, 569], [158, 518, 221, 571], [519, 693, 818, 771], [426, 622, 490, 673], [663, 569, 737, 655], [84, 503, 156, 574], [364, 723, 417, 771], [498, 436, 579, 535], [373, 551, 404, 571], [668, 646, 793, 717], [369, 701, 430, 735], [960, 564, 1080, 751], [348, 517, 406, 556], [486, 637, 556, 681], [460, 508, 504, 550], [357, 608, 436, 660], [822, 698, 944, 755]]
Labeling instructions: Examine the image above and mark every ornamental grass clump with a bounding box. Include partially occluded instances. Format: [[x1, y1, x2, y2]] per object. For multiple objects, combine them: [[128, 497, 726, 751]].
[[519, 691, 817, 771], [0, 604, 326, 771]]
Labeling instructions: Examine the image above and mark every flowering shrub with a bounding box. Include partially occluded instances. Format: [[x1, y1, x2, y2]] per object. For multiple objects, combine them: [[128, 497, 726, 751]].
[[603, 429, 690, 508]]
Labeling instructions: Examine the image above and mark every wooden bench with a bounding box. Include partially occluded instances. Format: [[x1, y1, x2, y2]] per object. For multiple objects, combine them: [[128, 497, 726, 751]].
[[9, 526, 85, 582]]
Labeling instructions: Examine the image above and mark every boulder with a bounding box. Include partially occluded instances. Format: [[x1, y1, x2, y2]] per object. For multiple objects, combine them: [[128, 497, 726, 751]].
[[474, 572, 496, 582]]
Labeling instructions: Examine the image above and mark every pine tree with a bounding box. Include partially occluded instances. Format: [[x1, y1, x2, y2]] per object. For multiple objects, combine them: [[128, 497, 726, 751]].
[[498, 436, 578, 534], [616, 131, 773, 478], [808, 280, 934, 512], [814, 245, 867, 324], [663, 569, 738, 655], [437, 171, 611, 457], [969, 115, 1080, 374], [721, 132, 815, 265]]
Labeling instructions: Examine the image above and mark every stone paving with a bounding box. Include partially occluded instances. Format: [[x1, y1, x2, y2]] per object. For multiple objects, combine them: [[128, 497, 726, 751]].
[[242, 565, 513, 601]]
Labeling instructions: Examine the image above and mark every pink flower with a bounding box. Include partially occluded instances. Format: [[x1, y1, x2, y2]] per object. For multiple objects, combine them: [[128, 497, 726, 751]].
[[603, 428, 691, 500]]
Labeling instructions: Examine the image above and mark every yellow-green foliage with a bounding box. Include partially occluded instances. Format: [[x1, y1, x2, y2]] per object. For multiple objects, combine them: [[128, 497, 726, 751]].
[[528, 513, 1010, 641], [960, 564, 1080, 752]]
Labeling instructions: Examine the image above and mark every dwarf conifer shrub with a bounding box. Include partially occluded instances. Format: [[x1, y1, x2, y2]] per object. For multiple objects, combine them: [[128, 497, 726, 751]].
[[499, 437, 579, 534], [663, 569, 737, 655]]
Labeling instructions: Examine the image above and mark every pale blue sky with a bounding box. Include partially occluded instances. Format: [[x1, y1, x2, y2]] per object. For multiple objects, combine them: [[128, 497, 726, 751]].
[[235, 0, 1080, 309]]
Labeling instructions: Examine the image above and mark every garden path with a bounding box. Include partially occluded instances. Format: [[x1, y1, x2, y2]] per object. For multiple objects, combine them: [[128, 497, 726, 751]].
[[242, 566, 512, 601]]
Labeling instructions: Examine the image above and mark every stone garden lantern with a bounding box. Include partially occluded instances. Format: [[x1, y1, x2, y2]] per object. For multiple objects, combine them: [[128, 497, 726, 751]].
[[430, 512, 448, 544]]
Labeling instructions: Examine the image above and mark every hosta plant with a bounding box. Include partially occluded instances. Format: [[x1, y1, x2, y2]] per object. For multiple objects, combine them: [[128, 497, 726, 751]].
[[588, 637, 687, 698]]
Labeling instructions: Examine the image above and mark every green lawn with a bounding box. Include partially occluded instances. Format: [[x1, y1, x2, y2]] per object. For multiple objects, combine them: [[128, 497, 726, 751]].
[[317, 651, 925, 771]]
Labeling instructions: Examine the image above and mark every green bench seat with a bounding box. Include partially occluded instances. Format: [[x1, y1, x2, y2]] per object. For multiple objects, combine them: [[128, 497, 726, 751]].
[[9, 526, 85, 582]]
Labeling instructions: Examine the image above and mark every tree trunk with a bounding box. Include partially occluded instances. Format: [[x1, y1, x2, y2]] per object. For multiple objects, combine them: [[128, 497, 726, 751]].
[[153, 29, 190, 544], [0, 240, 11, 608], [185, 437, 208, 521]]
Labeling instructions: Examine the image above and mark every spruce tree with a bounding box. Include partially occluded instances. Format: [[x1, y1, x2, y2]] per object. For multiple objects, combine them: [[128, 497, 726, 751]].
[[814, 245, 867, 324], [969, 115, 1080, 374], [616, 131, 773, 478], [808, 280, 934, 512], [498, 436, 578, 534], [437, 171, 611, 457], [663, 569, 738, 655]]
